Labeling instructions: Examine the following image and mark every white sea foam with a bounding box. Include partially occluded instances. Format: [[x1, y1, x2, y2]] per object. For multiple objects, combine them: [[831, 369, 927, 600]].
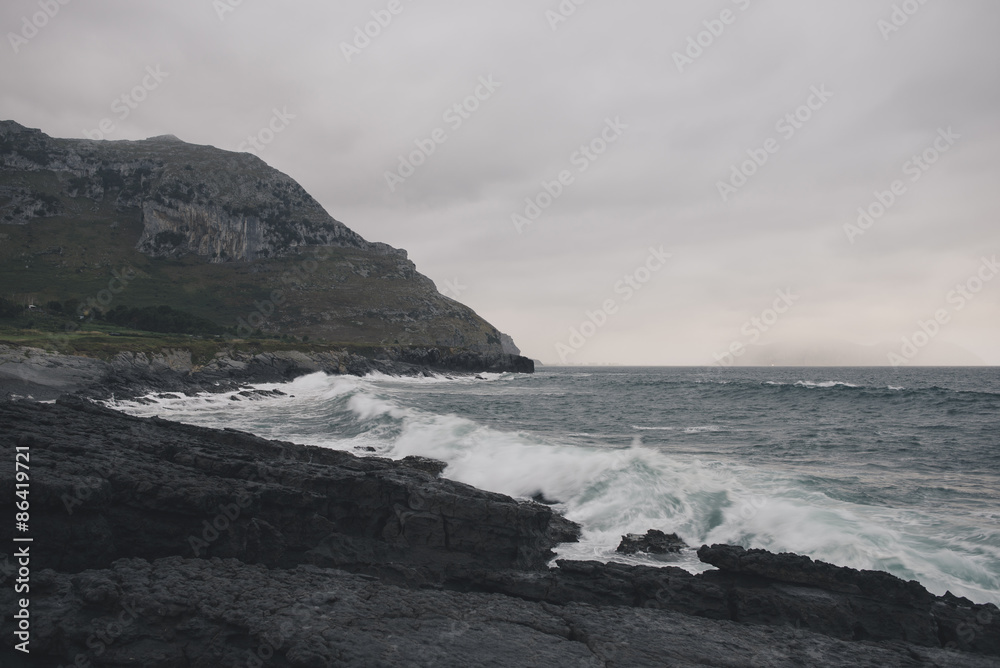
[[794, 380, 859, 389], [108, 371, 1000, 605], [364, 370, 512, 384], [683, 426, 724, 434]]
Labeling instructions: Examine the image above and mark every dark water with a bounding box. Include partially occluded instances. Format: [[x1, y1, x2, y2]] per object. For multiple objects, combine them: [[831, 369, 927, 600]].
[[111, 366, 1000, 604]]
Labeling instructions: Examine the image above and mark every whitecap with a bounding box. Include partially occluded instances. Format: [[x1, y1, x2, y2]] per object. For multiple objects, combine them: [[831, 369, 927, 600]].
[[794, 380, 858, 389]]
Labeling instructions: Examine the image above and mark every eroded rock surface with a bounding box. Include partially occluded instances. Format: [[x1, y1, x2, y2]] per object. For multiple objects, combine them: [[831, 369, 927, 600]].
[[1, 398, 997, 666], [0, 398, 568, 580], [6, 557, 997, 668]]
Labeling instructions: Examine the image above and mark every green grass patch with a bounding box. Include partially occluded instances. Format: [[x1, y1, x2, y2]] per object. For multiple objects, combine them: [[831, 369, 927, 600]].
[[0, 320, 461, 367]]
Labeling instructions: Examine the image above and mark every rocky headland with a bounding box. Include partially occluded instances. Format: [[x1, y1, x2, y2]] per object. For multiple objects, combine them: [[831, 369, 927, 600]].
[[1, 397, 998, 667], [0, 120, 522, 353]]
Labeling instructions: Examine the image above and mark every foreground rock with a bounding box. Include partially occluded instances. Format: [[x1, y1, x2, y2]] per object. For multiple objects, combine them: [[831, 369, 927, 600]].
[[7, 557, 997, 668], [458, 550, 1000, 656], [0, 397, 569, 581], [1, 398, 997, 666], [0, 344, 533, 401]]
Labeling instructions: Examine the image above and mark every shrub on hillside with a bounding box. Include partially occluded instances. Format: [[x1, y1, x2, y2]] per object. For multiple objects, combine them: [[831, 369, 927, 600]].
[[105, 305, 229, 336], [0, 298, 25, 318]]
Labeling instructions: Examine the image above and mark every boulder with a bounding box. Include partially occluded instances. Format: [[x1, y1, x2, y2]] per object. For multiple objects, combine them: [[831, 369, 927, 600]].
[[617, 529, 688, 555]]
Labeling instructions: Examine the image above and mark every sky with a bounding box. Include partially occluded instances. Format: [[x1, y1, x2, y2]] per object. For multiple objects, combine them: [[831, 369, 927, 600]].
[[2, 0, 998, 365]]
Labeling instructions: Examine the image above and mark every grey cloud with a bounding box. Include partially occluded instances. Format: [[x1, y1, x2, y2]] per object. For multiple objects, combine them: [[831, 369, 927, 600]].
[[2, 0, 997, 364]]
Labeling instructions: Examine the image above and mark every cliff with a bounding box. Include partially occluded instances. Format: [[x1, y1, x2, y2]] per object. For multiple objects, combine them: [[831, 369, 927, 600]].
[[0, 120, 520, 355]]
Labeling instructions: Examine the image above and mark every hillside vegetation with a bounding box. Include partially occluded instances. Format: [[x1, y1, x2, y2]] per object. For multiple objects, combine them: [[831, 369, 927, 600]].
[[0, 120, 509, 354]]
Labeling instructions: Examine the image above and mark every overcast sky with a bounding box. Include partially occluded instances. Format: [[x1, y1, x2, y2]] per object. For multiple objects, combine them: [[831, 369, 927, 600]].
[[3, 0, 998, 365]]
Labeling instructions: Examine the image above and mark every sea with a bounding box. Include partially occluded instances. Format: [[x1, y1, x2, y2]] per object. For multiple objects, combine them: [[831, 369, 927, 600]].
[[108, 366, 1000, 606]]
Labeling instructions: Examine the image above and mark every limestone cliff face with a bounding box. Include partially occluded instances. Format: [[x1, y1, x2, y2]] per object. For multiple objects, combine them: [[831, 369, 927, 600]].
[[0, 120, 522, 356], [500, 333, 522, 356], [138, 200, 265, 261]]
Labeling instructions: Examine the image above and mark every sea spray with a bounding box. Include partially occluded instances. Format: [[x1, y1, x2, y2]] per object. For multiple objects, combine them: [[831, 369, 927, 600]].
[[108, 366, 1000, 605]]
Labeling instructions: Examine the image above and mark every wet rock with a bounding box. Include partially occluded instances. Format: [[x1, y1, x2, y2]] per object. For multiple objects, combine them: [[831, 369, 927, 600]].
[[696, 543, 1000, 656], [9, 557, 995, 668], [0, 397, 578, 579], [448, 548, 1000, 658], [236, 388, 287, 400], [399, 455, 447, 477], [617, 529, 688, 555], [531, 492, 560, 505]]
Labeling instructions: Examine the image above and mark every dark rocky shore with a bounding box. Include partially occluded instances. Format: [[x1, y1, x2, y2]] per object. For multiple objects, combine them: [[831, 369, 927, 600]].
[[0, 345, 534, 403], [2, 397, 999, 667]]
